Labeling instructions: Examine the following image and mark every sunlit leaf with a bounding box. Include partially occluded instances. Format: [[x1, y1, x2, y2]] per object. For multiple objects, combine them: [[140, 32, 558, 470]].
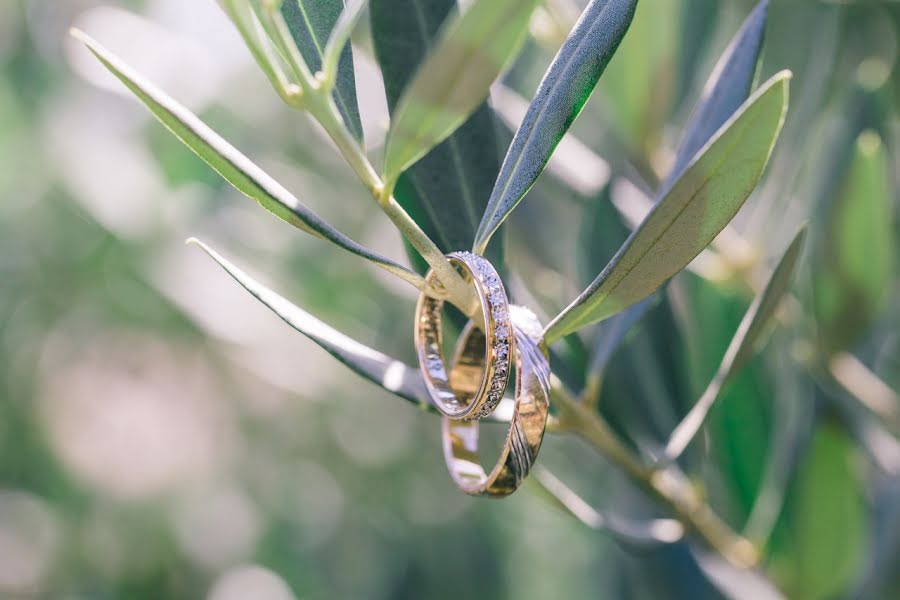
[[381, 0, 539, 187], [72, 29, 421, 289], [281, 0, 363, 140], [371, 0, 503, 270], [474, 0, 638, 254], [813, 130, 893, 354], [663, 225, 806, 461], [544, 71, 790, 342], [189, 239, 429, 405], [661, 0, 769, 197]]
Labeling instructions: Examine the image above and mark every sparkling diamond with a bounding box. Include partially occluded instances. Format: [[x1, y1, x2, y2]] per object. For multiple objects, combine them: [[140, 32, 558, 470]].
[[496, 325, 509, 341], [492, 306, 508, 321], [495, 343, 509, 359]]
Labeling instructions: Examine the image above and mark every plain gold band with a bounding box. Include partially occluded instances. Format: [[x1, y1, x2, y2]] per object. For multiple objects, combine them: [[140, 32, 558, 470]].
[[414, 252, 512, 420], [442, 305, 551, 497]]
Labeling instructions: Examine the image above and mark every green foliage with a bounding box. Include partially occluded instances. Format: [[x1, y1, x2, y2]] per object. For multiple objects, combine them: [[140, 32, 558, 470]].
[[71, 28, 420, 288], [770, 424, 867, 599], [9, 0, 894, 597], [813, 130, 894, 354], [381, 0, 539, 188], [371, 0, 504, 268], [546, 72, 790, 341], [474, 0, 637, 254], [281, 0, 363, 140]]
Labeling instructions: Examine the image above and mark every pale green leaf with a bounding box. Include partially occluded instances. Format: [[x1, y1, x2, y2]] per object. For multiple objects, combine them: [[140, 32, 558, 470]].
[[545, 71, 791, 343], [189, 239, 429, 406], [72, 29, 421, 289], [663, 225, 806, 461], [381, 0, 539, 186]]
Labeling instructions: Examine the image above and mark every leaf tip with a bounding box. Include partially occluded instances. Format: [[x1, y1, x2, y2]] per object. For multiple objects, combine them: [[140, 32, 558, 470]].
[[69, 27, 91, 45]]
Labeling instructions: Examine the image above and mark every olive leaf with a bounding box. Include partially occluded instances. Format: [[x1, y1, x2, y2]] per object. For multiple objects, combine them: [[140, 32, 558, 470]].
[[371, 0, 503, 269], [660, 0, 769, 198], [72, 29, 421, 289], [281, 0, 363, 140], [381, 0, 539, 188], [473, 0, 638, 254], [321, 0, 367, 90], [579, 1, 771, 371], [663, 224, 806, 461], [544, 71, 791, 343], [189, 238, 430, 406], [813, 130, 893, 354]]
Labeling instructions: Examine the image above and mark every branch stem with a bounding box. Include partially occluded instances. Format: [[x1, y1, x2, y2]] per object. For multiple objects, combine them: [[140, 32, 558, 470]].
[[552, 378, 759, 568]]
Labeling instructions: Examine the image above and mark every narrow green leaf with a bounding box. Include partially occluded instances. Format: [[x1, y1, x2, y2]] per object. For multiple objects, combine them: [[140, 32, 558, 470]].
[[381, 0, 539, 186], [72, 29, 420, 289], [371, 0, 503, 268], [663, 225, 806, 461], [662, 0, 768, 197], [545, 71, 790, 342], [813, 130, 894, 354], [281, 0, 363, 141], [770, 424, 866, 599], [322, 0, 367, 89], [189, 239, 429, 406], [473, 0, 638, 254]]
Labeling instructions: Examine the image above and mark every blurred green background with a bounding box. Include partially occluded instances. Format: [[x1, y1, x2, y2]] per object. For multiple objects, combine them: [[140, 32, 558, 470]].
[[0, 0, 898, 598]]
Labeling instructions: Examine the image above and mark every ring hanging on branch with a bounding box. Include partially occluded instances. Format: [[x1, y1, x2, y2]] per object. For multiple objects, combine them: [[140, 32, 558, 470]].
[[442, 305, 551, 497], [415, 251, 514, 420]]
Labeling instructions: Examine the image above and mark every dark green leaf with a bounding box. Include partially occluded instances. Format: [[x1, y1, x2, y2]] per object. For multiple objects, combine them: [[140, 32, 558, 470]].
[[544, 72, 790, 342], [281, 0, 363, 141], [190, 239, 429, 405], [73, 29, 421, 288], [473, 0, 638, 254], [381, 0, 539, 186], [813, 130, 894, 354], [664, 225, 806, 461], [371, 0, 503, 266], [661, 0, 769, 197]]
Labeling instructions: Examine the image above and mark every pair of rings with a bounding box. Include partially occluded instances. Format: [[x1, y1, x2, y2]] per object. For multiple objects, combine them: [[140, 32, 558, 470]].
[[414, 252, 551, 498]]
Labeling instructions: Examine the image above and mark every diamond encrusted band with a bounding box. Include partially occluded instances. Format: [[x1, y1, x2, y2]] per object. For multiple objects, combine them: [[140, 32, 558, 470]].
[[442, 305, 551, 497], [414, 252, 512, 420]]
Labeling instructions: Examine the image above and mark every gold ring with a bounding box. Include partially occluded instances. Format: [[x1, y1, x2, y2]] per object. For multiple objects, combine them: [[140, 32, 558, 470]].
[[414, 252, 512, 420], [442, 305, 551, 497]]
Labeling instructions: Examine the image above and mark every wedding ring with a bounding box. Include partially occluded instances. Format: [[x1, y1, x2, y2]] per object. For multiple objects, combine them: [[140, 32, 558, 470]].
[[415, 251, 512, 420], [442, 305, 551, 497]]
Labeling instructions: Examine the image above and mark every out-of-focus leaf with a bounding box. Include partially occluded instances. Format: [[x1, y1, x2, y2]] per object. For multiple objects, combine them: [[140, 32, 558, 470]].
[[190, 239, 429, 406], [594, 0, 675, 151], [662, 0, 769, 197], [322, 0, 367, 88], [813, 130, 894, 354], [473, 0, 638, 254], [281, 0, 363, 141], [381, 0, 539, 187], [664, 225, 806, 461], [72, 30, 422, 288], [770, 424, 867, 599], [544, 72, 790, 343], [675, 0, 721, 110], [371, 0, 503, 268]]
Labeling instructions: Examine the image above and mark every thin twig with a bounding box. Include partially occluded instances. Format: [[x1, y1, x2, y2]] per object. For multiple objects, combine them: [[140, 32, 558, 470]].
[[551, 376, 760, 569]]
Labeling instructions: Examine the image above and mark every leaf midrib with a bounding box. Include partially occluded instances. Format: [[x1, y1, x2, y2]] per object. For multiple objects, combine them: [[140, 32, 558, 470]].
[[566, 92, 774, 331]]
